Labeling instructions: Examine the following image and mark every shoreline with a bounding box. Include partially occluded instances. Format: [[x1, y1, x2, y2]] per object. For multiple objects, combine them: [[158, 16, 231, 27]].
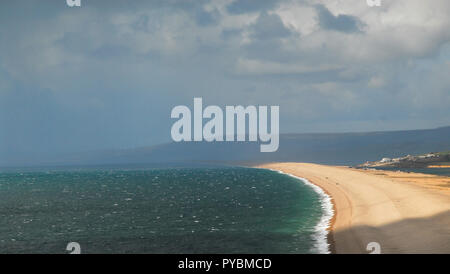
[[269, 169, 335, 254], [255, 162, 450, 254], [258, 167, 337, 254]]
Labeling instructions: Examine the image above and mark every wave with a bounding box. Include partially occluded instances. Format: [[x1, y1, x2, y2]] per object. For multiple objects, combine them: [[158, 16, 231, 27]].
[[268, 169, 334, 254]]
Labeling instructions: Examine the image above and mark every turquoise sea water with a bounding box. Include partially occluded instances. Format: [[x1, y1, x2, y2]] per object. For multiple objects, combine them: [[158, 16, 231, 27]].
[[0, 167, 330, 254]]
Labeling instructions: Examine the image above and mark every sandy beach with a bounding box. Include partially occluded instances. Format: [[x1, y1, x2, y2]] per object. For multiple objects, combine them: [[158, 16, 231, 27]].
[[256, 163, 450, 254]]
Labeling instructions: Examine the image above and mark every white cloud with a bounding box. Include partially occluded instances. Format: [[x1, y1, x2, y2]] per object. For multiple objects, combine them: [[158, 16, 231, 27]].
[[235, 58, 342, 75]]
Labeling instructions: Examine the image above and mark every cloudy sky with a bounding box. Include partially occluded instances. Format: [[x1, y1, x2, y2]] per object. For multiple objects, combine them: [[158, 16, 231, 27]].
[[1, 0, 450, 163]]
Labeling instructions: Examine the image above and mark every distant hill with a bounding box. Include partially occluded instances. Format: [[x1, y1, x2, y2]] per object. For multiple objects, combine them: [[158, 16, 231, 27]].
[[359, 151, 450, 168], [52, 126, 450, 167]]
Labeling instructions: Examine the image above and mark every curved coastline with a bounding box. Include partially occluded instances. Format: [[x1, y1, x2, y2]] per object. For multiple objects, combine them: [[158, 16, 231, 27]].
[[270, 169, 334, 254], [255, 162, 450, 254]]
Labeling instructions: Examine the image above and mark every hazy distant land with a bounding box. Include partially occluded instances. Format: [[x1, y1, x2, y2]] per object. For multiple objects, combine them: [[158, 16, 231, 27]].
[[359, 151, 450, 169], [5, 126, 449, 168]]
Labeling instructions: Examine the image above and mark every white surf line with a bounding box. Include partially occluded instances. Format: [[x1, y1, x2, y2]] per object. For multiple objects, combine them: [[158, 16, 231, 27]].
[[262, 168, 334, 254]]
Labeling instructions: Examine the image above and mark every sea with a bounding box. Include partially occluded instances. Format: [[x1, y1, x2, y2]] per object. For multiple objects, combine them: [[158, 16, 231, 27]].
[[0, 166, 332, 254]]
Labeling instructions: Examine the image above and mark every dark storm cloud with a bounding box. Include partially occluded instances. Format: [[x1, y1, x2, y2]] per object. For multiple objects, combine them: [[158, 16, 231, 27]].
[[227, 0, 279, 14], [195, 8, 220, 26], [238, 12, 294, 62], [251, 12, 292, 40], [315, 4, 364, 33]]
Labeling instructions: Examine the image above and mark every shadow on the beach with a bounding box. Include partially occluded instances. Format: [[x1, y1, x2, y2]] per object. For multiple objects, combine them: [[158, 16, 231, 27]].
[[330, 210, 450, 254]]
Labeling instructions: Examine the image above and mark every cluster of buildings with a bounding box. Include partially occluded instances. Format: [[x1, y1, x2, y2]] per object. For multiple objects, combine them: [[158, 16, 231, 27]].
[[379, 153, 438, 164], [359, 152, 449, 168]]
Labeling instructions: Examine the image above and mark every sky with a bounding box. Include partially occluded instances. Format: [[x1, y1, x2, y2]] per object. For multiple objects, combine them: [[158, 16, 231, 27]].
[[1, 0, 450, 163]]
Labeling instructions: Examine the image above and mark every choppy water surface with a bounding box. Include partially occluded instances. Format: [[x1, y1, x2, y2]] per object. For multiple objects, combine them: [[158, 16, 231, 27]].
[[0, 167, 329, 254]]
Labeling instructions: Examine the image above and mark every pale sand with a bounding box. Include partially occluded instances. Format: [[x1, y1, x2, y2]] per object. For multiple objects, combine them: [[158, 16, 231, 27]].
[[256, 163, 450, 254]]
